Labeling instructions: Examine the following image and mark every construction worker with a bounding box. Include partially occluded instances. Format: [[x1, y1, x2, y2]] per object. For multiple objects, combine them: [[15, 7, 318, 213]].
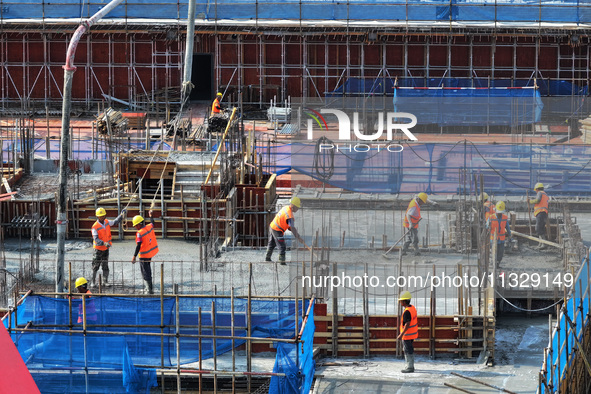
[[91, 207, 126, 287], [265, 197, 304, 265], [487, 201, 511, 266], [74, 277, 98, 324], [131, 210, 159, 294], [401, 192, 439, 256], [529, 183, 550, 250], [481, 192, 496, 222], [211, 92, 223, 117], [397, 291, 418, 373]]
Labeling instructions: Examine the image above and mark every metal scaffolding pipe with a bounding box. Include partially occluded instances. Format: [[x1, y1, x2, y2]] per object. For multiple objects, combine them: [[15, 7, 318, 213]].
[[55, 0, 125, 293]]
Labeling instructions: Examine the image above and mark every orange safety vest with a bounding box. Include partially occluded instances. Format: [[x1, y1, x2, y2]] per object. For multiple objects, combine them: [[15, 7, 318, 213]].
[[137, 223, 159, 259], [92, 220, 112, 251], [490, 213, 509, 242], [483, 201, 496, 222], [401, 305, 418, 340], [534, 191, 549, 216], [270, 206, 294, 233], [403, 199, 421, 229], [77, 291, 98, 324], [211, 98, 221, 115]]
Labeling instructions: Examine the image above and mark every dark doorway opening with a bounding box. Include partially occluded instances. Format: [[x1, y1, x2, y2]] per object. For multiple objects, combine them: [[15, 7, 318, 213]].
[[190, 54, 213, 101]]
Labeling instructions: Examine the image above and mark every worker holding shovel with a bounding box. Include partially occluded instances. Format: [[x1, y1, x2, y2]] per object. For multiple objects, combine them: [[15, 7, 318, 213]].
[[401, 193, 438, 256]]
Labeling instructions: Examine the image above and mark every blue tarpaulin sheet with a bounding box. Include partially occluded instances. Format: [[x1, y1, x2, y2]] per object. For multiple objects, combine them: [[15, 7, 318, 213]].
[[3, 0, 591, 25]]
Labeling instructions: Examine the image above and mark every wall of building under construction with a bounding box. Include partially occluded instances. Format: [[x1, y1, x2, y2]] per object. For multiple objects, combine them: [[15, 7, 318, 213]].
[[0, 29, 589, 110]]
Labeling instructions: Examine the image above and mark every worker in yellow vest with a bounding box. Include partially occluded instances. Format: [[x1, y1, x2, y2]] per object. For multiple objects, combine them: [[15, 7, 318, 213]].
[[131, 210, 159, 294], [91, 207, 126, 287], [401, 192, 438, 256], [481, 192, 496, 222], [529, 183, 550, 250], [265, 197, 304, 265], [211, 92, 223, 117], [397, 291, 418, 373], [487, 201, 511, 266]]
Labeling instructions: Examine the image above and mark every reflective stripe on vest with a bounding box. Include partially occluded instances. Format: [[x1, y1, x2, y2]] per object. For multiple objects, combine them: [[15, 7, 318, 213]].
[[490, 213, 508, 242], [403, 199, 421, 229], [77, 291, 98, 323], [138, 223, 159, 259], [92, 220, 112, 251], [401, 305, 418, 340], [484, 201, 496, 222], [211, 98, 221, 115], [270, 206, 294, 233], [534, 191, 549, 216]]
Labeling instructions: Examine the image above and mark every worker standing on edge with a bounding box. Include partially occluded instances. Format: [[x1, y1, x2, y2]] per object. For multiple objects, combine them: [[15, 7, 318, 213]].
[[487, 201, 511, 266], [481, 192, 496, 222], [397, 291, 418, 373], [131, 210, 159, 294], [529, 182, 550, 250], [211, 92, 224, 117], [91, 207, 126, 288], [74, 277, 98, 324], [401, 192, 438, 256], [265, 197, 304, 265]]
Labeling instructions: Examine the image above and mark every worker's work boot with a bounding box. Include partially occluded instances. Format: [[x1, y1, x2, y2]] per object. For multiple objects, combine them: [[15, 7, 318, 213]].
[[147, 280, 154, 295], [143, 280, 151, 295], [103, 271, 110, 286], [265, 250, 273, 262], [401, 354, 415, 373], [401, 242, 410, 256], [538, 235, 548, 250], [413, 245, 421, 256], [278, 254, 286, 265]]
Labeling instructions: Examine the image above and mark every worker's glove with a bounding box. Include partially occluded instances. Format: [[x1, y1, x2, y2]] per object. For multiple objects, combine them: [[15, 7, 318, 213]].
[[107, 242, 112, 248], [122, 208, 127, 215]]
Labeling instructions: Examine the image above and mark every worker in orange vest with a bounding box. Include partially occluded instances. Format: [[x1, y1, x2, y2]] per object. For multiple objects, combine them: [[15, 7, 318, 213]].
[[529, 182, 550, 250], [91, 207, 126, 288], [397, 291, 418, 373], [401, 192, 438, 256], [481, 192, 496, 222], [211, 92, 223, 117], [74, 277, 98, 325], [131, 210, 159, 294], [265, 197, 304, 265], [487, 201, 511, 266]]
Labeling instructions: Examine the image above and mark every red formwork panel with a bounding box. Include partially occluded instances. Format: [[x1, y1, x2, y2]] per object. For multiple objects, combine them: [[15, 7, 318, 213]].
[[472, 45, 492, 68], [363, 44, 381, 67], [451, 45, 470, 68]]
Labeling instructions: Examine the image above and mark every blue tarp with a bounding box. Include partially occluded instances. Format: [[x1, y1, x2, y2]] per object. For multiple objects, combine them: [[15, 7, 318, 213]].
[[4, 296, 312, 394], [267, 142, 591, 195], [269, 302, 316, 394], [3, 0, 591, 25], [393, 88, 543, 126], [541, 253, 590, 393]]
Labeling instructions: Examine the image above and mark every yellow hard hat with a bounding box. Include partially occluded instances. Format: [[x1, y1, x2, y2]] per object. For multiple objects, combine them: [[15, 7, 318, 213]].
[[75, 277, 88, 288], [417, 192, 428, 203], [496, 201, 506, 212], [132, 215, 144, 226], [480, 192, 489, 201], [216, 92, 223, 96], [399, 291, 412, 301], [534, 182, 544, 190], [290, 196, 301, 208], [96, 207, 106, 217]]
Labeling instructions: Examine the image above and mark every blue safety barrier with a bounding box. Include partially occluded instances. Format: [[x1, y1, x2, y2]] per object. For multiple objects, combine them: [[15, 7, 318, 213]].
[[2, 0, 591, 25]]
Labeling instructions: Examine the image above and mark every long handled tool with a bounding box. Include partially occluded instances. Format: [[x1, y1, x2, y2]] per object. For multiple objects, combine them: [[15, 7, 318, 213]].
[[381, 228, 411, 259], [301, 240, 320, 260]]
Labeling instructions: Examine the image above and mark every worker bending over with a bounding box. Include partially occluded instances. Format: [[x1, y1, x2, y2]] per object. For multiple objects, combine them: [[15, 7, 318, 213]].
[[401, 192, 438, 256], [265, 197, 304, 265]]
